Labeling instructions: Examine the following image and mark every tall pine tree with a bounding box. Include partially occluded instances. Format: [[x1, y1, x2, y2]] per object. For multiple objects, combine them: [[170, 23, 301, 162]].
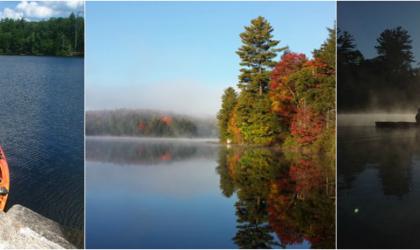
[[234, 17, 285, 145], [236, 16, 286, 95]]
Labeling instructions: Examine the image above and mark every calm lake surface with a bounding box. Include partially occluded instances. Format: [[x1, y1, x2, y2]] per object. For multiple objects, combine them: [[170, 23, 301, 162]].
[[0, 56, 84, 237], [86, 136, 334, 249], [338, 114, 420, 248]]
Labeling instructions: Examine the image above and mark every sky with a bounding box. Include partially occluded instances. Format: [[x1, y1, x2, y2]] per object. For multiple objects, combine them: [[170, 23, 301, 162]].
[[338, 1, 420, 62], [0, 1, 83, 20], [86, 1, 335, 117]]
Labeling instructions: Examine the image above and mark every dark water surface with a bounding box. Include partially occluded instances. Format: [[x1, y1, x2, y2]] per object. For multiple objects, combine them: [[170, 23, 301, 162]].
[[338, 124, 420, 248], [0, 56, 84, 236], [86, 136, 334, 249]]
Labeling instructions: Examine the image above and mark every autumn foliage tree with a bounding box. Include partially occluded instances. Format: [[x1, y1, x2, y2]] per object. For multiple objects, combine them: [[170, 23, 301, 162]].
[[290, 106, 325, 145], [216, 20, 336, 248], [270, 52, 308, 122], [268, 26, 336, 149], [217, 17, 335, 152], [217, 87, 238, 143]]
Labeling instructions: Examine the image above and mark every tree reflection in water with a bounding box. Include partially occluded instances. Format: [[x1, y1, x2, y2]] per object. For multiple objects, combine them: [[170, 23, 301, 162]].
[[216, 146, 335, 249]]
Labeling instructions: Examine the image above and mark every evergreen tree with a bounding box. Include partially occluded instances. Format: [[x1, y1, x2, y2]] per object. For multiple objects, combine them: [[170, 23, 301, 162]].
[[314, 25, 336, 71], [337, 29, 366, 110], [312, 25, 337, 113], [0, 14, 84, 56], [375, 26, 414, 74], [337, 29, 364, 66], [217, 87, 238, 143], [234, 16, 285, 145], [236, 16, 286, 95]]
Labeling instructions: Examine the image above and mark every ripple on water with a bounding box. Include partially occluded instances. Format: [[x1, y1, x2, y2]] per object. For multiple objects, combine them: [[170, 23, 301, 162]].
[[0, 56, 84, 232]]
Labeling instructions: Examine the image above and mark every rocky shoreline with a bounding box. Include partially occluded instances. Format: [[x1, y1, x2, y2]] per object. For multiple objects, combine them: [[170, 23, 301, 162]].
[[0, 205, 81, 249]]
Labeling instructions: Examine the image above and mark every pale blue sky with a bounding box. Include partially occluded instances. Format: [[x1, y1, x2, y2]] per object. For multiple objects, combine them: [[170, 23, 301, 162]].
[[86, 1, 335, 116]]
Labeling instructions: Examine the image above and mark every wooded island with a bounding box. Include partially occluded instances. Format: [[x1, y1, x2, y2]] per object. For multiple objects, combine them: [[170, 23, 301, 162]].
[[218, 17, 335, 156]]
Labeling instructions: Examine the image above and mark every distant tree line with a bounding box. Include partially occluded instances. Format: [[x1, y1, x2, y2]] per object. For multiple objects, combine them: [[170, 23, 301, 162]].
[[218, 16, 335, 157], [0, 13, 84, 56], [338, 27, 420, 111], [86, 110, 218, 138]]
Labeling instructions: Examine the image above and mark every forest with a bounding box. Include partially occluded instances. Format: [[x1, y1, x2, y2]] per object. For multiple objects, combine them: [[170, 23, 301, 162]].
[[86, 109, 218, 138], [0, 13, 84, 56], [217, 16, 335, 156], [338, 27, 420, 112]]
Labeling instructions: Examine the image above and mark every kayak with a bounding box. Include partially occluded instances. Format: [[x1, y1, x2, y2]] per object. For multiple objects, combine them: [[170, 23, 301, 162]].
[[0, 146, 10, 211], [375, 121, 420, 128]]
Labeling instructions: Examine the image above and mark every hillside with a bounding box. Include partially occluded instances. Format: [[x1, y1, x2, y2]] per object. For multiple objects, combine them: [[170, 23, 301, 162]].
[[86, 109, 218, 138]]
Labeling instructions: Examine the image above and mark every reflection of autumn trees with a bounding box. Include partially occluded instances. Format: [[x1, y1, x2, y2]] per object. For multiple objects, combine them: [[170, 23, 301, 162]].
[[268, 154, 335, 249], [217, 147, 334, 248], [87, 138, 217, 165]]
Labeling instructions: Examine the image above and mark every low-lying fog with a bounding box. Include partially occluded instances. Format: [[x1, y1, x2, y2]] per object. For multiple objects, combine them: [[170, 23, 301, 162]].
[[338, 112, 416, 127]]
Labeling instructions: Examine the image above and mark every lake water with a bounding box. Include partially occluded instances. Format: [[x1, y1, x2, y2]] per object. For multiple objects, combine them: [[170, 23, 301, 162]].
[[86, 136, 335, 249], [0, 56, 84, 245], [338, 114, 420, 248]]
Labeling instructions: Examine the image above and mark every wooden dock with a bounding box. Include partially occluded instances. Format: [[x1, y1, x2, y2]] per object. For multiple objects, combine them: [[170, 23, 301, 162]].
[[375, 121, 419, 128]]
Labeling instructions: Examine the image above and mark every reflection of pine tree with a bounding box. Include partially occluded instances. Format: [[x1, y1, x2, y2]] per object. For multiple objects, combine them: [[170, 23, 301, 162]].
[[231, 148, 281, 248], [234, 201, 277, 249], [216, 148, 235, 197], [215, 147, 335, 248]]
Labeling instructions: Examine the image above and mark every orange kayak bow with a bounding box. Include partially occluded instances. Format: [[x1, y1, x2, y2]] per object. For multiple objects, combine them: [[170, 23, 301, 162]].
[[0, 146, 10, 211]]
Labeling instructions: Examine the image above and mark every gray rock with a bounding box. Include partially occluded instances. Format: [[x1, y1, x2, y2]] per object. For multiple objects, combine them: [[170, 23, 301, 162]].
[[0, 205, 78, 249]]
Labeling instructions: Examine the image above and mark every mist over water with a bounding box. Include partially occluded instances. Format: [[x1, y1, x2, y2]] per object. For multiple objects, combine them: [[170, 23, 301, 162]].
[[86, 136, 335, 248], [338, 113, 420, 248], [338, 113, 416, 127]]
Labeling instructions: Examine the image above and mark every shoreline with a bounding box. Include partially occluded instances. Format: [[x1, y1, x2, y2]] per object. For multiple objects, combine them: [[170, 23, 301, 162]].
[[86, 135, 219, 143], [0, 54, 84, 58]]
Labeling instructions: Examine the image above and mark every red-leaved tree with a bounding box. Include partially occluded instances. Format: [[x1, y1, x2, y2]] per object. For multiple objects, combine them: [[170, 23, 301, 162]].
[[290, 106, 324, 144], [269, 53, 307, 121]]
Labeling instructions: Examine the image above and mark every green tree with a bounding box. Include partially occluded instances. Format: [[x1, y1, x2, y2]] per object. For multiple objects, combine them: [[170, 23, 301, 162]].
[[236, 94, 280, 145], [312, 25, 336, 114], [0, 13, 84, 56], [314, 25, 336, 71], [234, 17, 285, 145], [217, 87, 238, 143], [236, 16, 286, 95]]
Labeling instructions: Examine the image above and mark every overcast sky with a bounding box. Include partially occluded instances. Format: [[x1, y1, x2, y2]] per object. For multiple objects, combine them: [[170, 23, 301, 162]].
[[85, 2, 335, 117], [0, 1, 83, 20]]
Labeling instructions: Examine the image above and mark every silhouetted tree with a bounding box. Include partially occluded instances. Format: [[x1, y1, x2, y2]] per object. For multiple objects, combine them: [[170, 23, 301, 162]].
[[375, 26, 414, 77], [337, 29, 364, 65]]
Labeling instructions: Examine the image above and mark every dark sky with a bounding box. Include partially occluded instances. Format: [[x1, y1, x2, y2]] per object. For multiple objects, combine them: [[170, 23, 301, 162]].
[[338, 1, 420, 62]]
